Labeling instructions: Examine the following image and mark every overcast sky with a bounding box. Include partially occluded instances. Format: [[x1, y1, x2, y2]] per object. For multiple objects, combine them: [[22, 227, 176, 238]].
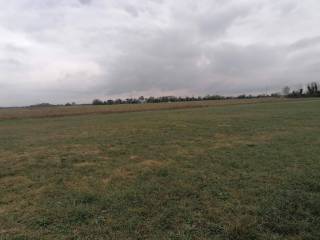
[[1, 0, 320, 106]]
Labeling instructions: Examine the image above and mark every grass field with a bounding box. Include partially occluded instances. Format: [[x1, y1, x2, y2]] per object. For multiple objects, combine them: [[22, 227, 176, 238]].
[[1, 99, 320, 239], [0, 98, 289, 120]]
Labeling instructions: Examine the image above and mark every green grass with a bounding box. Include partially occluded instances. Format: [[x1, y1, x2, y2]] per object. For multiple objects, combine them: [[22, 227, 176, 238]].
[[1, 99, 320, 239]]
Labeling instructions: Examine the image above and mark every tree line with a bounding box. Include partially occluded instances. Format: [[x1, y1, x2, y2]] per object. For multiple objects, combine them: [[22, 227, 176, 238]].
[[91, 82, 320, 105], [91, 93, 279, 105], [285, 82, 320, 98]]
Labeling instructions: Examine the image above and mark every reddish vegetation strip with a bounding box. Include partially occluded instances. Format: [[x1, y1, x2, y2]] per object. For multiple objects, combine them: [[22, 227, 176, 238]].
[[0, 98, 289, 120]]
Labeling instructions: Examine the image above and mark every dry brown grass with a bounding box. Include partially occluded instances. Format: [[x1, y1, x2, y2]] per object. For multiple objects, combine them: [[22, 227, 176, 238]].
[[0, 98, 288, 120], [212, 131, 288, 149], [138, 160, 164, 168], [100, 159, 165, 186]]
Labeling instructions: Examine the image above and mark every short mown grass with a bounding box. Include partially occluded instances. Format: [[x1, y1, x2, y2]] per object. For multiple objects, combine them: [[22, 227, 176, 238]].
[[1, 99, 320, 239]]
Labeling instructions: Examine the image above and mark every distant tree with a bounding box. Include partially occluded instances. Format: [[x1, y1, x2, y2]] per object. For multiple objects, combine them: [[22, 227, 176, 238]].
[[237, 94, 247, 99], [146, 96, 155, 103], [270, 93, 281, 97], [282, 86, 290, 96], [138, 96, 146, 103], [65, 102, 76, 106], [106, 99, 114, 105], [287, 88, 304, 98], [30, 103, 54, 107], [114, 99, 123, 104], [92, 99, 104, 105], [299, 88, 304, 95], [307, 82, 319, 96]]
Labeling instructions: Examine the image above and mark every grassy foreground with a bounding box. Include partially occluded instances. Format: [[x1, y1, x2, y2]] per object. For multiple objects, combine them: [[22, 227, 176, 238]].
[[1, 99, 320, 239]]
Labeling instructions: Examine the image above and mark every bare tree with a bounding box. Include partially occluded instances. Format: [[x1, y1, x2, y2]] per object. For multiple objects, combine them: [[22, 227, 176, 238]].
[[282, 86, 290, 96]]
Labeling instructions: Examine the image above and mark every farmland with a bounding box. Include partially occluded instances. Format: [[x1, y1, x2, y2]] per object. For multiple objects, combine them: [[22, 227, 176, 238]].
[[1, 98, 320, 239], [0, 98, 285, 120]]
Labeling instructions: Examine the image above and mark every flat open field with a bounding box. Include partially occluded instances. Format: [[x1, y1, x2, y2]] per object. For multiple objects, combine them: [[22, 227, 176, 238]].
[[1, 98, 320, 239], [0, 98, 290, 120]]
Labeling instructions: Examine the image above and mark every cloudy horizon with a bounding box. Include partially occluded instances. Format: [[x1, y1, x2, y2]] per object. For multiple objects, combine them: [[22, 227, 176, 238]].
[[1, 0, 320, 106]]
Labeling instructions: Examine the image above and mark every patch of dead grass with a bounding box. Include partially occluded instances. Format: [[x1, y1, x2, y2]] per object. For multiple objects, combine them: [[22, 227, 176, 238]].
[[138, 160, 164, 168], [0, 227, 22, 235], [64, 177, 93, 192], [0, 176, 33, 189], [129, 155, 139, 160], [73, 162, 97, 168], [101, 159, 165, 185], [0, 144, 109, 169], [212, 131, 288, 149]]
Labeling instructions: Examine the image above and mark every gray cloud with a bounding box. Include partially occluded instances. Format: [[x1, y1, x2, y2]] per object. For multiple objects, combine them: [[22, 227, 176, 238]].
[[289, 36, 320, 51], [0, 0, 320, 106], [78, 0, 92, 5]]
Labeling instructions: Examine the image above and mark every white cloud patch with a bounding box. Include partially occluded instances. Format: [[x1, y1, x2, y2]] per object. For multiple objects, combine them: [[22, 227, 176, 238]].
[[0, 0, 320, 106]]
